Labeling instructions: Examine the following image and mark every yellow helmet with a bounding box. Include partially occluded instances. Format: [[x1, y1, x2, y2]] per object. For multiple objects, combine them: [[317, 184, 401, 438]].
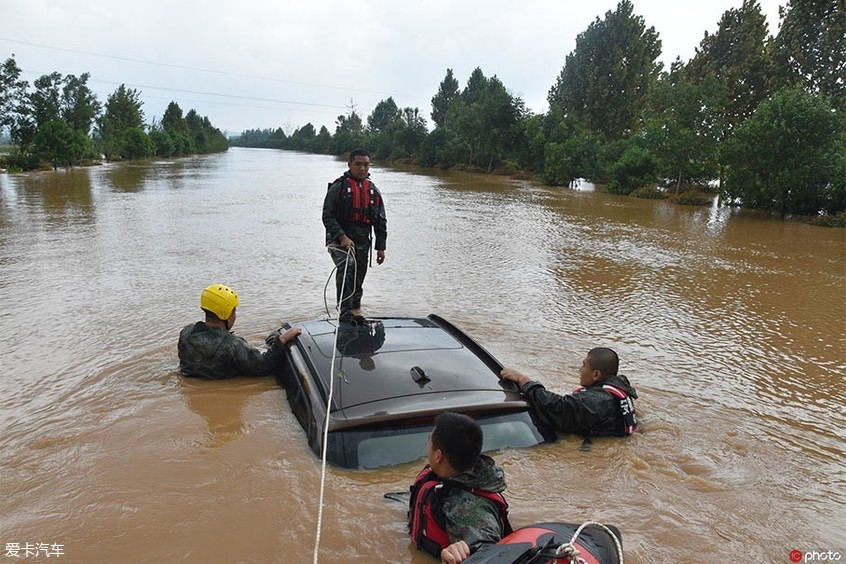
[[200, 284, 239, 320]]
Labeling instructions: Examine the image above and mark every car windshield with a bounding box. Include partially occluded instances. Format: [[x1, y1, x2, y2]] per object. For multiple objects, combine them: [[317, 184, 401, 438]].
[[326, 411, 546, 469]]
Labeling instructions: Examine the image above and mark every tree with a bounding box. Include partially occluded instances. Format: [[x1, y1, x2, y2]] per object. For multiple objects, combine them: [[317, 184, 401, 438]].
[[431, 68, 459, 127], [97, 84, 146, 160], [0, 56, 28, 134], [333, 105, 365, 154], [161, 101, 187, 134], [547, 0, 662, 140], [462, 67, 487, 105], [367, 97, 400, 133], [770, 0, 846, 113], [642, 70, 722, 193], [446, 71, 526, 171], [542, 133, 601, 186], [721, 86, 845, 217], [34, 118, 87, 169], [685, 0, 772, 136], [61, 73, 100, 136]]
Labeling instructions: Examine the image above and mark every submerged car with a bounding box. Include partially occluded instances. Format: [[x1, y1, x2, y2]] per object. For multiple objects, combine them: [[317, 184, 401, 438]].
[[273, 314, 555, 469]]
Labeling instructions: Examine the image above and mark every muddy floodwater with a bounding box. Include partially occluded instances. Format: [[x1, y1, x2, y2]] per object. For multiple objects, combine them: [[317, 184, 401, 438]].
[[1, 147, 844, 563]]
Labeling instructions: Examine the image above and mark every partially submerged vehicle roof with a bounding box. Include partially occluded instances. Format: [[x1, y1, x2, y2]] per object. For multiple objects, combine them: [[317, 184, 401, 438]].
[[289, 314, 526, 427], [275, 314, 555, 468]]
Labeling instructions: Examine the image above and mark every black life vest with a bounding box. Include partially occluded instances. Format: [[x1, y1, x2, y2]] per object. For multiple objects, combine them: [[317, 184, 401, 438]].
[[329, 175, 381, 225], [574, 383, 637, 435], [408, 465, 512, 559]]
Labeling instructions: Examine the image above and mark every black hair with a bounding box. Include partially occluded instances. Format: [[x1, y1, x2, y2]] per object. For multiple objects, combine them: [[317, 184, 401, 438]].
[[348, 148, 370, 162], [586, 347, 619, 378], [431, 412, 482, 473]]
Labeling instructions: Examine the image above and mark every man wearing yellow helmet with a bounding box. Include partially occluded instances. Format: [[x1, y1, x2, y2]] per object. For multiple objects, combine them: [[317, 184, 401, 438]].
[[178, 284, 301, 379]]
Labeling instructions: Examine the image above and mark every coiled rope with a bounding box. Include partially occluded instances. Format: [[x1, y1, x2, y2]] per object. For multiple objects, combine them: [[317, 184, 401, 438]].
[[553, 520, 625, 564], [312, 245, 356, 564]]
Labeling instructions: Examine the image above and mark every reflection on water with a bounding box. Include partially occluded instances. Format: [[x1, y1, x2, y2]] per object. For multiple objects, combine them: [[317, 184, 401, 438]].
[[0, 148, 843, 562], [103, 162, 153, 193]]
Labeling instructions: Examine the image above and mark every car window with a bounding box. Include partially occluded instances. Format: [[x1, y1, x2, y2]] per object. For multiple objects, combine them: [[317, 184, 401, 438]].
[[334, 411, 546, 469]]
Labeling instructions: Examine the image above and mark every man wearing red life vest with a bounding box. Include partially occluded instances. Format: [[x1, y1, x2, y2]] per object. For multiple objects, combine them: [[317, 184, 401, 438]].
[[501, 347, 638, 438], [408, 413, 511, 563], [322, 148, 387, 322]]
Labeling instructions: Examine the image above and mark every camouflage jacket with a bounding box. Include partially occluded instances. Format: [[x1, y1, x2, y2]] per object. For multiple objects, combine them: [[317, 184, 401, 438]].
[[439, 454, 509, 550], [177, 322, 284, 380], [521, 374, 638, 437]]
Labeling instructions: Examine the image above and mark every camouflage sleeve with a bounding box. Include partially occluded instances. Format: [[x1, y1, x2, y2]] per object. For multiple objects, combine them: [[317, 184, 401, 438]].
[[226, 335, 282, 377], [442, 492, 504, 551], [522, 381, 604, 435]]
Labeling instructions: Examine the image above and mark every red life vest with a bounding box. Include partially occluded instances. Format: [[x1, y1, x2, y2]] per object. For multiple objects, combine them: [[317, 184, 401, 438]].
[[574, 383, 637, 435], [408, 465, 511, 559], [330, 175, 380, 225]]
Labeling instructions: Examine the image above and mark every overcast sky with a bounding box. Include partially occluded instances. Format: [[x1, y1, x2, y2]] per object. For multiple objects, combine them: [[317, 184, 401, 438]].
[[2, 0, 784, 136]]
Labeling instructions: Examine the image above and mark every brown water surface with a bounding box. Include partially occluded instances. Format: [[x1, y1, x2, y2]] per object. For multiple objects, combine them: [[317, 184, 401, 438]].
[[1, 148, 844, 563]]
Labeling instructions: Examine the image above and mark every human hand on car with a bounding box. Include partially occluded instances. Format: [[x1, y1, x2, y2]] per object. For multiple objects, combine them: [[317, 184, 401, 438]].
[[500, 368, 531, 386]]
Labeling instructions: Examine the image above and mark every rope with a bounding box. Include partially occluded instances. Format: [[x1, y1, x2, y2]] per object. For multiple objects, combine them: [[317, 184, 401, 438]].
[[553, 520, 625, 564], [323, 243, 358, 318], [312, 246, 353, 564]]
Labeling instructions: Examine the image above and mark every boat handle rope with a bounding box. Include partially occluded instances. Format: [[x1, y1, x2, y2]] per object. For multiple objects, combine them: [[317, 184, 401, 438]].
[[554, 520, 625, 563]]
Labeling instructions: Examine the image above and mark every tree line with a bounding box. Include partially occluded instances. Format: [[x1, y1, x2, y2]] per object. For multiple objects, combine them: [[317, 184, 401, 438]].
[[0, 61, 229, 171], [233, 0, 845, 220]]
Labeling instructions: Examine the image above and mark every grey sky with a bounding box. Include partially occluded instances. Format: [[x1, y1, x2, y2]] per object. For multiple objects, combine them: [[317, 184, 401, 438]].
[[2, 0, 784, 136]]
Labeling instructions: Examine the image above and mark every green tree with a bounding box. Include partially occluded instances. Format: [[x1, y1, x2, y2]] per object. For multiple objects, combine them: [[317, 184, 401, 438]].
[[0, 56, 28, 134], [290, 123, 316, 150], [431, 68, 459, 127], [29, 72, 63, 127], [606, 141, 659, 195], [547, 0, 662, 140], [367, 97, 400, 133], [770, 0, 846, 113], [721, 86, 845, 217], [685, 0, 772, 136], [314, 125, 332, 153], [643, 69, 722, 193], [333, 106, 365, 154], [462, 67, 487, 105], [34, 118, 87, 169], [161, 101, 187, 134], [61, 73, 100, 136], [97, 84, 146, 160], [447, 70, 526, 171], [542, 133, 602, 186], [121, 127, 155, 160]]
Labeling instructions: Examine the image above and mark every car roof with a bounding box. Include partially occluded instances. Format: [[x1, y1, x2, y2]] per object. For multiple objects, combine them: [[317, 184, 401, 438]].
[[293, 315, 527, 427]]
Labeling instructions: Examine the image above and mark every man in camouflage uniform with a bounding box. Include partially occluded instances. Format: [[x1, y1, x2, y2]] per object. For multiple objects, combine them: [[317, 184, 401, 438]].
[[501, 347, 638, 438], [408, 413, 510, 563], [178, 283, 301, 380]]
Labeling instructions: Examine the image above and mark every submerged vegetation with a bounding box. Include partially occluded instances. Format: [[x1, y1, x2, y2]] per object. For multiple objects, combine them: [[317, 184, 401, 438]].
[[2, 0, 843, 221], [232, 0, 844, 221], [0, 62, 228, 173]]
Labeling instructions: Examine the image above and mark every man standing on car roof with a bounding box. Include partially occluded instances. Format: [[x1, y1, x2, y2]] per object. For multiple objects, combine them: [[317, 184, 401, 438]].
[[322, 148, 387, 323]]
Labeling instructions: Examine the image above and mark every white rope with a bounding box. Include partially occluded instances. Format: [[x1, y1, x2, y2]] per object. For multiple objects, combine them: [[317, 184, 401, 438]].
[[323, 244, 358, 318], [312, 246, 353, 564], [553, 520, 625, 564]]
